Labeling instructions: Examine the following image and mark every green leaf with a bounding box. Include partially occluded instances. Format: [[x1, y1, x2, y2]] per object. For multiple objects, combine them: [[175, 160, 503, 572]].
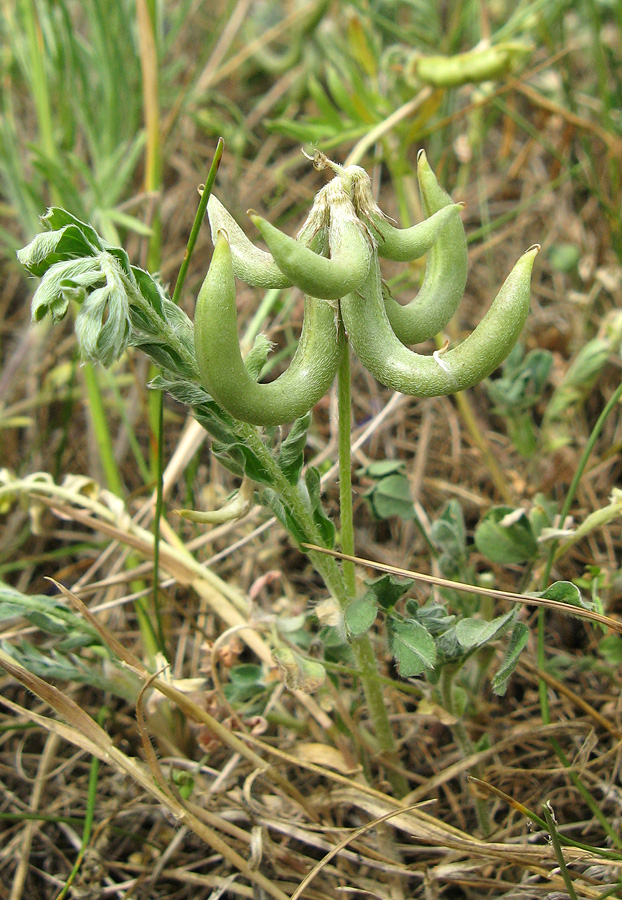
[[388, 617, 436, 677], [528, 493, 558, 539], [535, 580, 593, 610], [430, 499, 467, 576], [359, 460, 405, 479], [308, 75, 343, 128], [217, 439, 276, 486], [41, 207, 105, 252], [277, 413, 311, 484], [492, 622, 529, 696], [245, 333, 274, 381], [30, 257, 103, 323], [264, 490, 304, 542], [434, 626, 463, 665], [598, 635, 622, 665], [474, 506, 538, 564], [17, 223, 98, 277], [364, 573, 414, 611], [0, 582, 97, 639], [405, 599, 455, 635], [367, 473, 415, 520], [455, 608, 516, 651], [224, 664, 266, 704], [264, 470, 335, 548], [487, 345, 552, 415], [131, 265, 166, 318], [304, 467, 335, 549], [149, 375, 238, 444], [548, 243, 580, 272], [75, 280, 131, 367], [326, 64, 362, 123], [345, 596, 378, 638]]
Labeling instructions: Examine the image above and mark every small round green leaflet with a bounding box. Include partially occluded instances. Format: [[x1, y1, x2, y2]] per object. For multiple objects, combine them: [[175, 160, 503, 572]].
[[474, 506, 539, 565], [345, 596, 378, 638], [388, 618, 437, 677]]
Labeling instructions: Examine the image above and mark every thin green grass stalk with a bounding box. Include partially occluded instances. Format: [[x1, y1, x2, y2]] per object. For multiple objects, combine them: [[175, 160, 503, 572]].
[[439, 664, 491, 835], [137, 0, 167, 652], [536, 381, 622, 850], [542, 803, 580, 900], [150, 389, 167, 656], [170, 139, 224, 308], [148, 138, 225, 658], [104, 370, 152, 485], [595, 885, 622, 900], [54, 723, 103, 900], [0, 542, 105, 577], [81, 363, 124, 497]]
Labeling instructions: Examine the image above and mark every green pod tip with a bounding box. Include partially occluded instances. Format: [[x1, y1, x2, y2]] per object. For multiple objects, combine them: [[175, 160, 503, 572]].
[[207, 195, 291, 289], [341, 245, 538, 398], [248, 192, 372, 301], [383, 151, 468, 346]]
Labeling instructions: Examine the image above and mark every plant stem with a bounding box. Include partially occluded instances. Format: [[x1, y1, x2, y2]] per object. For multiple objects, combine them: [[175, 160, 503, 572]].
[[337, 325, 356, 597], [439, 664, 491, 835], [336, 326, 408, 796], [238, 411, 407, 795]]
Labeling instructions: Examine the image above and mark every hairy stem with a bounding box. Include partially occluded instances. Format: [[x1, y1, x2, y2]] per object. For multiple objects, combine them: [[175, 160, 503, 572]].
[[439, 664, 491, 835], [337, 326, 408, 797], [337, 325, 357, 597], [239, 407, 408, 795]]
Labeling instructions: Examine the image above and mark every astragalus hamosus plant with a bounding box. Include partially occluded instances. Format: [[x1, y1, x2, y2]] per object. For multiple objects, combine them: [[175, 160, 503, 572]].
[[17, 148, 537, 798]]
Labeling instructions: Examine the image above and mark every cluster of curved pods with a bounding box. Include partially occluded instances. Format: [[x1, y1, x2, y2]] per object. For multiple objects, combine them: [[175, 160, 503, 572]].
[[194, 151, 538, 426]]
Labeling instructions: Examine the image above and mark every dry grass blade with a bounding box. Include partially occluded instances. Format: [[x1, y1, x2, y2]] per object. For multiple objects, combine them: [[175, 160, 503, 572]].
[[136, 667, 180, 803], [289, 802, 430, 900], [48, 578, 317, 819], [335, 790, 618, 898], [0, 651, 291, 900], [302, 545, 622, 634], [9, 732, 60, 900]]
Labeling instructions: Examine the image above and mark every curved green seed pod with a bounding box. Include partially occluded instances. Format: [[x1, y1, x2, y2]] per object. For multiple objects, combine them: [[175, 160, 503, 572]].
[[339, 160, 462, 262], [249, 181, 372, 301], [372, 202, 463, 262], [407, 42, 532, 88], [341, 246, 538, 397], [207, 195, 292, 289], [195, 233, 339, 426], [383, 150, 468, 345]]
